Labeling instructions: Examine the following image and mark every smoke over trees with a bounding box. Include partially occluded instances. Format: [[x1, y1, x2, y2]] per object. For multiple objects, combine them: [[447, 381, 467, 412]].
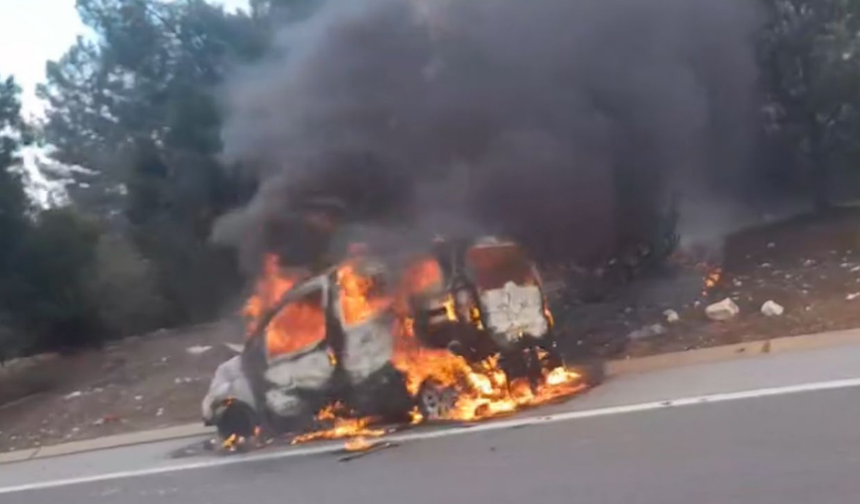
[[215, 0, 761, 266], [758, 0, 860, 212]]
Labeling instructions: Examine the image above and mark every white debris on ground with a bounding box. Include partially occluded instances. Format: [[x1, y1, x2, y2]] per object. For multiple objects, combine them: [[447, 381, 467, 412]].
[[847, 293, 860, 301], [706, 298, 740, 321], [63, 391, 82, 400], [186, 345, 213, 356], [663, 309, 680, 324], [761, 300, 785, 317], [627, 323, 667, 340]]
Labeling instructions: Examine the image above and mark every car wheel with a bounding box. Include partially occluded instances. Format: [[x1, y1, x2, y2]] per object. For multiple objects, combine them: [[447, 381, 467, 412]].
[[215, 400, 260, 440], [417, 380, 458, 420]]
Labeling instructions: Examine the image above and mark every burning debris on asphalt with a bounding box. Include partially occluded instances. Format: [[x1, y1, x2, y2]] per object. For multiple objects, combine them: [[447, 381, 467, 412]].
[[342, 436, 374, 452], [290, 417, 387, 446]]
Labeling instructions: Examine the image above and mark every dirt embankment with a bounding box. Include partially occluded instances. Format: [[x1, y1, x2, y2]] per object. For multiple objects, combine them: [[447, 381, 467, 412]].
[[553, 208, 860, 358], [0, 321, 242, 453]]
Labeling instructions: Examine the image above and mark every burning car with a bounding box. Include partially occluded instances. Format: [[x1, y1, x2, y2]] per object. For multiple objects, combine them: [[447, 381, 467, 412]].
[[412, 238, 562, 376], [203, 237, 587, 442]]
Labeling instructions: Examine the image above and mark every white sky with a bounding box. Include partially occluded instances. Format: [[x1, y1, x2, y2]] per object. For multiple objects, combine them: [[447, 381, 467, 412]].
[[0, 0, 249, 118]]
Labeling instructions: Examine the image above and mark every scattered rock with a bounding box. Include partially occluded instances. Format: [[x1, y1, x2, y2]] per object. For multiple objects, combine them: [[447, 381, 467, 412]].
[[93, 414, 120, 427], [663, 309, 680, 324], [847, 293, 860, 301], [186, 345, 212, 356], [761, 300, 785, 317], [706, 298, 740, 321], [627, 324, 667, 340]]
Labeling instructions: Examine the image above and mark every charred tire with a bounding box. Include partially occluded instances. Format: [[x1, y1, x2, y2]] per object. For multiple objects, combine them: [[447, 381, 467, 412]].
[[348, 365, 414, 423], [417, 380, 458, 421], [215, 400, 259, 440]]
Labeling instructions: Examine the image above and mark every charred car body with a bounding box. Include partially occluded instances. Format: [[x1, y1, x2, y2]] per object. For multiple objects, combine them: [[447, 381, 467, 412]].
[[202, 237, 566, 440], [412, 237, 562, 382]]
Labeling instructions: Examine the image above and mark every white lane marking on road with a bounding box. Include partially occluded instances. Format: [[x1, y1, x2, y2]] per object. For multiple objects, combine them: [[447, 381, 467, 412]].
[[3, 375, 860, 495]]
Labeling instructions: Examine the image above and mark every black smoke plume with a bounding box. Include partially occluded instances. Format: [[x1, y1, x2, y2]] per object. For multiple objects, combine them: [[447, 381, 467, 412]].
[[215, 0, 761, 270]]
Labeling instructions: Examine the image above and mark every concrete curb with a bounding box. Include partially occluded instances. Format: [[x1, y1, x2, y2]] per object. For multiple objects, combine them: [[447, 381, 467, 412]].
[[0, 424, 213, 466], [606, 327, 860, 376], [4, 327, 860, 464]]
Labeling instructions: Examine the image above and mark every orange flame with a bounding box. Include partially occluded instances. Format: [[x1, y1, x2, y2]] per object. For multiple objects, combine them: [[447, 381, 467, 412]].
[[703, 266, 723, 293], [343, 437, 374, 452], [243, 255, 294, 325], [291, 415, 386, 445], [266, 302, 326, 357], [400, 257, 444, 295], [338, 263, 392, 326], [385, 256, 584, 421], [245, 255, 324, 357], [222, 433, 240, 451]]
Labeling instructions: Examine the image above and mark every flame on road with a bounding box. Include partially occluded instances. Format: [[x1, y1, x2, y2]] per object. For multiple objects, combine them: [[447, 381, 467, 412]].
[[343, 437, 374, 452], [290, 417, 387, 445]]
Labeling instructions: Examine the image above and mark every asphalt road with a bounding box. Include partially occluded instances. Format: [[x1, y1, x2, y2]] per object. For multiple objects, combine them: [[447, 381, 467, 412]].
[[5, 343, 860, 504]]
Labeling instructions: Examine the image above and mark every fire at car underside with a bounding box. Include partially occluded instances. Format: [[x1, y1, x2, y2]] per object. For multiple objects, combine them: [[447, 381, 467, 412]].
[[202, 237, 594, 450]]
